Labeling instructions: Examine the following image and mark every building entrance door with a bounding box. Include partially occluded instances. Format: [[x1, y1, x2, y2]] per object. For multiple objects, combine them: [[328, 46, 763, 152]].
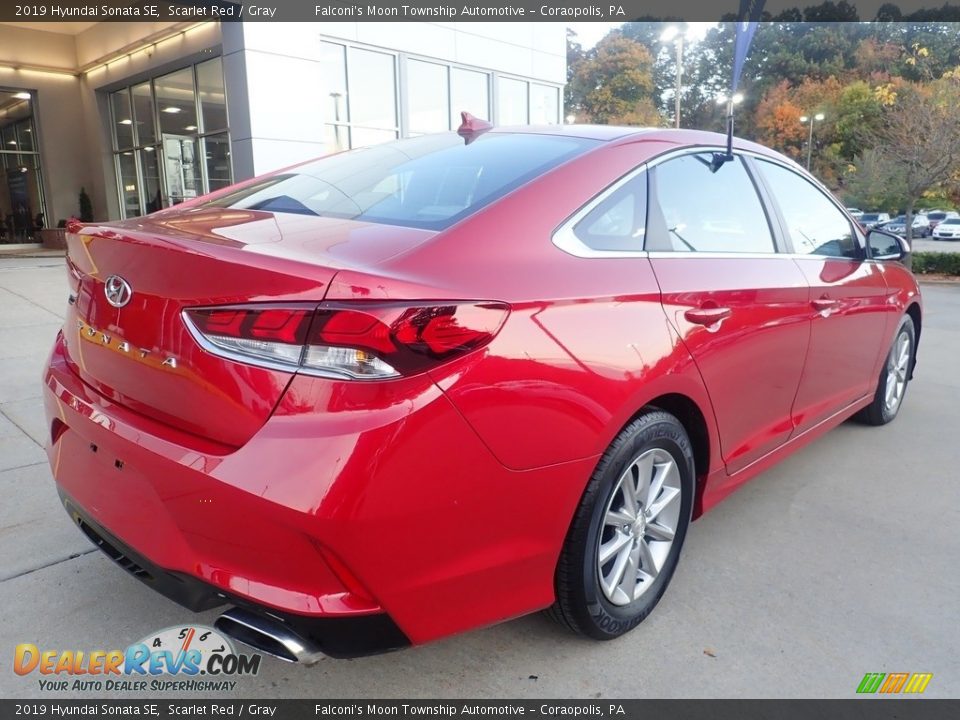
[[162, 135, 201, 206]]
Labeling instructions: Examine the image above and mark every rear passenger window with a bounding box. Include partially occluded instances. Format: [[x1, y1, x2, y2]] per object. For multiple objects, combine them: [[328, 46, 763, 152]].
[[757, 159, 859, 259], [648, 154, 775, 253], [573, 172, 647, 251]]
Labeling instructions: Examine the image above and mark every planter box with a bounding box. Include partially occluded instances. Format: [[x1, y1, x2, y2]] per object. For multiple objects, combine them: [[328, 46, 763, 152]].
[[38, 228, 67, 250]]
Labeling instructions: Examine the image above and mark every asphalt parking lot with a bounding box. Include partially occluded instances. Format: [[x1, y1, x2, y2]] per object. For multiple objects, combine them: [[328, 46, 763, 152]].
[[1, 256, 958, 699]]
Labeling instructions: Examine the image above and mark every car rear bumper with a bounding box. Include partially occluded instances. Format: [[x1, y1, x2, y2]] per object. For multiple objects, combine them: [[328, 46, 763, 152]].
[[58, 491, 410, 657], [43, 332, 593, 647]]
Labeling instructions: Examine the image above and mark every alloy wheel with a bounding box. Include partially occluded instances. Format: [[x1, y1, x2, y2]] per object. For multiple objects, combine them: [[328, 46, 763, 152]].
[[884, 330, 911, 413], [597, 448, 682, 606]]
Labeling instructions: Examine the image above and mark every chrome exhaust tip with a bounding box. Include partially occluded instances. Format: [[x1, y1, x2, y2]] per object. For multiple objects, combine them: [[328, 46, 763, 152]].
[[215, 608, 325, 665]]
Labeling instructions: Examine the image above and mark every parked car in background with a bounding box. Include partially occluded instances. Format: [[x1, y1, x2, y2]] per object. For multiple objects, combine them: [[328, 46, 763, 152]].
[[885, 214, 930, 237], [44, 126, 922, 662], [846, 207, 864, 218], [859, 212, 890, 229], [925, 210, 958, 230], [932, 217, 960, 240]]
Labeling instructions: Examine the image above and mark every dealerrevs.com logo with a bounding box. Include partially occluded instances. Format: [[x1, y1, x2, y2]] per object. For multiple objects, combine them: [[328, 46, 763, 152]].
[[14, 625, 261, 693]]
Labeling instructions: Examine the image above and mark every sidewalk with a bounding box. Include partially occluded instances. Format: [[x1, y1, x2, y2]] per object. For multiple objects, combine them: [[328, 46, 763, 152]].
[[0, 246, 66, 259], [0, 257, 95, 584]]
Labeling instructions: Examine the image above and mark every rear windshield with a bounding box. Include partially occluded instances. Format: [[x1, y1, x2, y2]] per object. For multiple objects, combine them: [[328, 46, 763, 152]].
[[927, 212, 947, 220], [202, 133, 599, 230], [861, 214, 880, 221], [943, 219, 960, 225]]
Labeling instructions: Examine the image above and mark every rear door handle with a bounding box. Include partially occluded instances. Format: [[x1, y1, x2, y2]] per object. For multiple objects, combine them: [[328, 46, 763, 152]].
[[684, 307, 732, 326], [811, 298, 840, 312]]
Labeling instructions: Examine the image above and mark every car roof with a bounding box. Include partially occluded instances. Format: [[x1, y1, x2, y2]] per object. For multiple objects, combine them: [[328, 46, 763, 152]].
[[489, 126, 790, 166], [489, 125, 660, 141]]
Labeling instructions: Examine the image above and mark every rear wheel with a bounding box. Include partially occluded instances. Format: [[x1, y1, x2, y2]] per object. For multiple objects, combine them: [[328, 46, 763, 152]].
[[857, 315, 915, 426], [547, 410, 694, 640]]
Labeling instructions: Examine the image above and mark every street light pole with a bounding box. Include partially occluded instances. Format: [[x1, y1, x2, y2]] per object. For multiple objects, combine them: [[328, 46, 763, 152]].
[[661, 26, 685, 129], [799, 112, 825, 171], [674, 34, 683, 129]]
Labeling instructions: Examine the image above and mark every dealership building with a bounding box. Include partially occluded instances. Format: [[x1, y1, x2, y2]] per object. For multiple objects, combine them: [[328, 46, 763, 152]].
[[0, 20, 566, 243]]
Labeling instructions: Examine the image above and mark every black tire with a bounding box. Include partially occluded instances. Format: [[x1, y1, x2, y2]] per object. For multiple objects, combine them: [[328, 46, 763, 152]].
[[547, 410, 695, 640], [857, 314, 916, 426]]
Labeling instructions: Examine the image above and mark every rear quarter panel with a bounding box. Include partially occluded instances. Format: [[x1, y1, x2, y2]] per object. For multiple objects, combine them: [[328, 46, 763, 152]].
[[354, 139, 724, 476]]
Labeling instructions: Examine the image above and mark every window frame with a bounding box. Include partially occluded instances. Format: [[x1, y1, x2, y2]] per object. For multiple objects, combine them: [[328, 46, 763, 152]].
[[0, 87, 47, 231], [552, 146, 794, 259], [317, 35, 562, 151], [551, 145, 870, 260], [552, 164, 651, 259], [572, 171, 647, 252], [107, 57, 231, 219], [750, 155, 866, 262], [646, 151, 783, 255]]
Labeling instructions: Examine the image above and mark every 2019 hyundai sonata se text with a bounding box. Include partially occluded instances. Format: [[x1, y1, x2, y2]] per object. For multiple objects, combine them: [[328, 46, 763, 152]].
[[43, 125, 921, 662]]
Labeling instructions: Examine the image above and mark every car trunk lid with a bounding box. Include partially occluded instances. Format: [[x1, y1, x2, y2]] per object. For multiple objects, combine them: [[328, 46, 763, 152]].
[[63, 209, 435, 448]]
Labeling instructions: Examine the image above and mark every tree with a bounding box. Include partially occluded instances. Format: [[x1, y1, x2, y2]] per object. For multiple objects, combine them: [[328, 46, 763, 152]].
[[841, 148, 906, 212], [803, 1, 859, 21], [754, 81, 807, 159], [834, 80, 885, 159], [564, 29, 585, 118], [566, 32, 659, 124], [865, 76, 960, 241], [875, 3, 903, 21]]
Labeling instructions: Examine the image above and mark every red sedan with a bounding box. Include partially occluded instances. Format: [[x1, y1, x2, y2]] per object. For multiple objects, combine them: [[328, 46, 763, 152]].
[[43, 126, 921, 662]]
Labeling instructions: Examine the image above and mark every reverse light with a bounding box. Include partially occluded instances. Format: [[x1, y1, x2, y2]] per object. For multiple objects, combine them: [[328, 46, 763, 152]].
[[183, 301, 509, 380]]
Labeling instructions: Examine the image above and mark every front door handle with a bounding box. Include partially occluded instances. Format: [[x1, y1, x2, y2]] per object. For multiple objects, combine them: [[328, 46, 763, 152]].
[[684, 307, 732, 327], [811, 297, 840, 312]]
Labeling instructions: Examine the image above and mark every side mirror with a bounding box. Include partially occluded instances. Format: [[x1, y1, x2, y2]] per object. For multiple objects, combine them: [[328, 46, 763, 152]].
[[867, 229, 911, 267]]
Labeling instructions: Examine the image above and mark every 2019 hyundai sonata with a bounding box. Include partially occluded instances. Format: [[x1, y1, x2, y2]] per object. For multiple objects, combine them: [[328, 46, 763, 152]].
[[43, 124, 921, 662]]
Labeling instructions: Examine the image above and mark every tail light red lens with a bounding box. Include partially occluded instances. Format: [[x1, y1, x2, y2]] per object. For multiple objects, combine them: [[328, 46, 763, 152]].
[[183, 301, 509, 380], [187, 306, 313, 344]]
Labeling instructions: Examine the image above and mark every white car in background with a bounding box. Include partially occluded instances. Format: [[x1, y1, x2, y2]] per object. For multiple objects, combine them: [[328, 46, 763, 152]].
[[932, 217, 960, 240], [926, 210, 959, 231], [846, 207, 864, 219]]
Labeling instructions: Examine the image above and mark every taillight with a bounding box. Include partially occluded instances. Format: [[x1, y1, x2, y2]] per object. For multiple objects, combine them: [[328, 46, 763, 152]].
[[183, 302, 508, 380]]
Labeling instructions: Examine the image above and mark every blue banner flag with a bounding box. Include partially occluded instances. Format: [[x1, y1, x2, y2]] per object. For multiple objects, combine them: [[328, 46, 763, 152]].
[[731, 0, 766, 92]]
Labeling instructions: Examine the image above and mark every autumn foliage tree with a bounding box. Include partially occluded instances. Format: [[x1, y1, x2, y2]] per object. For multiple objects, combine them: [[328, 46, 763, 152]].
[[566, 32, 661, 125], [865, 74, 960, 241], [754, 81, 807, 160], [564, 18, 960, 208]]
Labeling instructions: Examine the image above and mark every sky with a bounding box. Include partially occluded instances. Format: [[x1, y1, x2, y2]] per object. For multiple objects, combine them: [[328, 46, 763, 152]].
[[565, 22, 713, 49], [565, 22, 624, 49]]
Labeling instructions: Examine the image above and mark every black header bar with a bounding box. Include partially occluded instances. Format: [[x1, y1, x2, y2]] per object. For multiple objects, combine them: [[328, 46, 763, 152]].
[[2, 0, 958, 23]]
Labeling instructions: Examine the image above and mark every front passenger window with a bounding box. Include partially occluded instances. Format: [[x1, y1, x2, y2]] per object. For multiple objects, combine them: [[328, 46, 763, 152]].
[[757, 159, 859, 259]]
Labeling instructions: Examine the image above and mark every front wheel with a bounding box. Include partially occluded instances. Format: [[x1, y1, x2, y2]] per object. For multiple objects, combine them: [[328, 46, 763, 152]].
[[547, 410, 694, 640], [857, 314, 915, 426]]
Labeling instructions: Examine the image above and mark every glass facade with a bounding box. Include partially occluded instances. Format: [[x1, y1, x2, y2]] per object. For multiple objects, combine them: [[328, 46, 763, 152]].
[[0, 89, 46, 242], [497, 77, 528, 125], [319, 40, 559, 152], [109, 57, 230, 218], [320, 42, 399, 152]]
